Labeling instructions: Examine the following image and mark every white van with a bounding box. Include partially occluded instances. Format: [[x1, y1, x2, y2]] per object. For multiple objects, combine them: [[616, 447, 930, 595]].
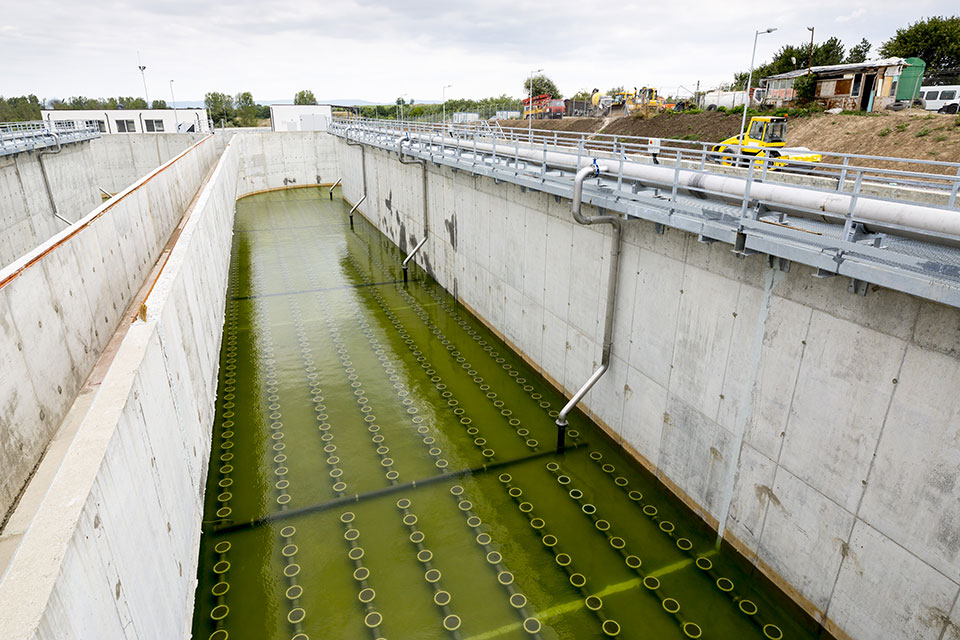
[[918, 85, 960, 113]]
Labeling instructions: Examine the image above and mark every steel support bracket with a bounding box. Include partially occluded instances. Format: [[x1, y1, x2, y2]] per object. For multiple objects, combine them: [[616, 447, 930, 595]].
[[732, 231, 759, 257], [768, 255, 792, 272], [848, 278, 869, 296]]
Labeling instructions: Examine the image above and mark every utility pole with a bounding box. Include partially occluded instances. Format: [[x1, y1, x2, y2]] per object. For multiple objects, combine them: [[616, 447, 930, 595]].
[[528, 68, 543, 141], [740, 28, 777, 141], [137, 51, 149, 104], [442, 84, 452, 125], [170, 80, 179, 131], [807, 27, 815, 75]]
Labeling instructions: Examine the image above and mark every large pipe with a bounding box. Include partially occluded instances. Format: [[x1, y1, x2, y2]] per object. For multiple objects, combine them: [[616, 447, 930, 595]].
[[37, 131, 73, 225], [393, 130, 960, 243], [556, 163, 622, 453]]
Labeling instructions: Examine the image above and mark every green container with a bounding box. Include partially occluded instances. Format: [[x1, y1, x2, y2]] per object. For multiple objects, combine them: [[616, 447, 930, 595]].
[[897, 57, 925, 101]]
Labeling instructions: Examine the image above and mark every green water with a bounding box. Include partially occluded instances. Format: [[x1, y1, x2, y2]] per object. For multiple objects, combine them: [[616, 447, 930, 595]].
[[192, 188, 826, 640]]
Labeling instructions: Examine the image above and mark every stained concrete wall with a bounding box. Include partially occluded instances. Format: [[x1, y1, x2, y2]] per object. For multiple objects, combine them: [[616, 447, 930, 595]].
[[0, 135, 218, 525], [336, 139, 960, 640], [0, 138, 238, 640], [0, 133, 208, 269], [235, 130, 341, 195]]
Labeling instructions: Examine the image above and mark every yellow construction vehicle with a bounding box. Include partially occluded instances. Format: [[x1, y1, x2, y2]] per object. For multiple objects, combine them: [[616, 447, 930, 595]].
[[712, 116, 821, 170]]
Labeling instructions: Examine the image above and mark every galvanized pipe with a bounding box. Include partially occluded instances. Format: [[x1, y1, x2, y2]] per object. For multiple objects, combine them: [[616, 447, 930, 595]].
[[398, 130, 960, 242], [402, 237, 427, 283], [37, 132, 73, 225], [329, 176, 342, 200], [398, 140, 430, 238], [556, 163, 623, 454], [348, 194, 366, 230]]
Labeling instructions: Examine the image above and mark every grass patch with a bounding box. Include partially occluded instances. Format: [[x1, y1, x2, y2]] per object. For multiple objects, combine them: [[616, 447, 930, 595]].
[[934, 135, 948, 142], [895, 122, 909, 132], [678, 133, 700, 141], [878, 127, 892, 137], [916, 128, 931, 138]]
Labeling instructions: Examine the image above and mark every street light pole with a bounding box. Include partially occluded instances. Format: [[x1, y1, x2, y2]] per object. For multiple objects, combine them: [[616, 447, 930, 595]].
[[170, 80, 179, 131], [807, 26, 815, 75], [137, 51, 149, 105], [528, 67, 543, 140], [442, 84, 452, 125], [740, 28, 777, 141]]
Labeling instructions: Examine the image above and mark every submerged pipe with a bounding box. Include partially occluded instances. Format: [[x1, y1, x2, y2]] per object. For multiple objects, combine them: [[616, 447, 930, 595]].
[[556, 163, 622, 453], [329, 176, 342, 200], [402, 237, 428, 283], [37, 132, 73, 225], [348, 195, 366, 230]]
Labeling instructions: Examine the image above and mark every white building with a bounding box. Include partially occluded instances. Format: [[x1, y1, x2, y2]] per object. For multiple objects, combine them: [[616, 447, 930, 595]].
[[269, 104, 333, 132], [39, 108, 211, 134]]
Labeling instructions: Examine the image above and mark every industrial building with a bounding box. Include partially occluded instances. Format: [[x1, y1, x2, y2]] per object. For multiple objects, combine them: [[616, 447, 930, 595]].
[[269, 104, 333, 131], [39, 107, 211, 134], [0, 115, 959, 640]]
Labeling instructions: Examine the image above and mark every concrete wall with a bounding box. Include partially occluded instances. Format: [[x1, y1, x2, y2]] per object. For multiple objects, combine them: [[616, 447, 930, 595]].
[[235, 130, 341, 195], [336, 139, 960, 640], [0, 135, 217, 525], [0, 133, 207, 269], [0, 138, 238, 640]]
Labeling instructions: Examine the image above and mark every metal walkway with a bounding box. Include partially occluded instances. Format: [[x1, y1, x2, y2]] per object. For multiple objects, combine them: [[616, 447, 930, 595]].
[[1, 120, 101, 157], [329, 117, 960, 308]]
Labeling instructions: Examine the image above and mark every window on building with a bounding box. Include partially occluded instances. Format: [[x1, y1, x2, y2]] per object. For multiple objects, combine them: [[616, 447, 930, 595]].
[[84, 119, 106, 133], [851, 74, 863, 96], [942, 91, 957, 100], [144, 119, 165, 132], [889, 78, 898, 98], [116, 120, 136, 133], [835, 79, 852, 95]]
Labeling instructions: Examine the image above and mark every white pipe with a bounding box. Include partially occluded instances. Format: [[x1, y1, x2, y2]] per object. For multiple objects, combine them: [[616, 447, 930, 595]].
[[399, 130, 960, 241]]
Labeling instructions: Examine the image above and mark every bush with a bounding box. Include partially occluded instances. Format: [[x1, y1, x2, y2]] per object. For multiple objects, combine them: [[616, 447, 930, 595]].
[[916, 128, 931, 137], [792, 74, 817, 104]]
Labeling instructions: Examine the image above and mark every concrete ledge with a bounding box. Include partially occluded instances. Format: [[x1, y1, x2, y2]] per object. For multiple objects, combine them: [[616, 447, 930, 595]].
[[0, 135, 217, 524], [0, 139, 238, 639]]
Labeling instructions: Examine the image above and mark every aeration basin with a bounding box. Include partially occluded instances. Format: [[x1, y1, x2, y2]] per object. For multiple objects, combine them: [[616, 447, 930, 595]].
[[192, 188, 824, 639]]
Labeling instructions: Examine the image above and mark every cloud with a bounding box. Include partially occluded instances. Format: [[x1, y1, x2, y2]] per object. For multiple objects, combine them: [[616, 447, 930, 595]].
[[1, 0, 954, 104], [836, 8, 867, 23]]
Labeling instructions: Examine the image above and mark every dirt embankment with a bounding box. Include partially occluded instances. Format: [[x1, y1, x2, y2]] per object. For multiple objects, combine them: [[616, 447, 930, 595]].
[[786, 112, 960, 163], [495, 117, 604, 133], [498, 111, 960, 162]]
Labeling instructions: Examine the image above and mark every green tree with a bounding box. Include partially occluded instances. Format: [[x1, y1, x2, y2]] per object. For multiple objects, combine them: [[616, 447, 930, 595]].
[[294, 89, 317, 105], [880, 15, 960, 71], [606, 86, 624, 96], [122, 97, 148, 109], [734, 36, 846, 87], [0, 95, 43, 121], [523, 74, 562, 99], [792, 74, 817, 104], [235, 91, 257, 127], [571, 89, 593, 101], [205, 92, 235, 126], [845, 38, 872, 63], [151, 98, 167, 109]]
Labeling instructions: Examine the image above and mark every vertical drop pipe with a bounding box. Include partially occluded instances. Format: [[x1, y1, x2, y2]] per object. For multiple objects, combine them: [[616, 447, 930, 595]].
[[398, 140, 429, 283], [555, 163, 623, 453], [345, 132, 367, 229]]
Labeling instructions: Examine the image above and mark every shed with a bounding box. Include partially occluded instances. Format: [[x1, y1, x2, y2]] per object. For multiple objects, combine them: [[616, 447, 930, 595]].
[[761, 58, 916, 112]]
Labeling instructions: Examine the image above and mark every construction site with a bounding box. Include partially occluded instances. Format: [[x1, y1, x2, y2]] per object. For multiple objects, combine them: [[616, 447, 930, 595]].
[[1, 91, 960, 640]]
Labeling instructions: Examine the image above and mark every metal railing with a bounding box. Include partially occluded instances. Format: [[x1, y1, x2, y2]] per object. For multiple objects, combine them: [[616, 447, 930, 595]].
[[0, 120, 101, 156], [329, 116, 960, 308]]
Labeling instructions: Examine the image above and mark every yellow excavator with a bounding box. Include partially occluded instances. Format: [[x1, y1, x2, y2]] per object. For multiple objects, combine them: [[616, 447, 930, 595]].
[[712, 116, 821, 170]]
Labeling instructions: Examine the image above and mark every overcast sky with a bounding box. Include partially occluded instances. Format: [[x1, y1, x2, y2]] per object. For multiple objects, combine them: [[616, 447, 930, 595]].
[[2, 0, 954, 104]]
